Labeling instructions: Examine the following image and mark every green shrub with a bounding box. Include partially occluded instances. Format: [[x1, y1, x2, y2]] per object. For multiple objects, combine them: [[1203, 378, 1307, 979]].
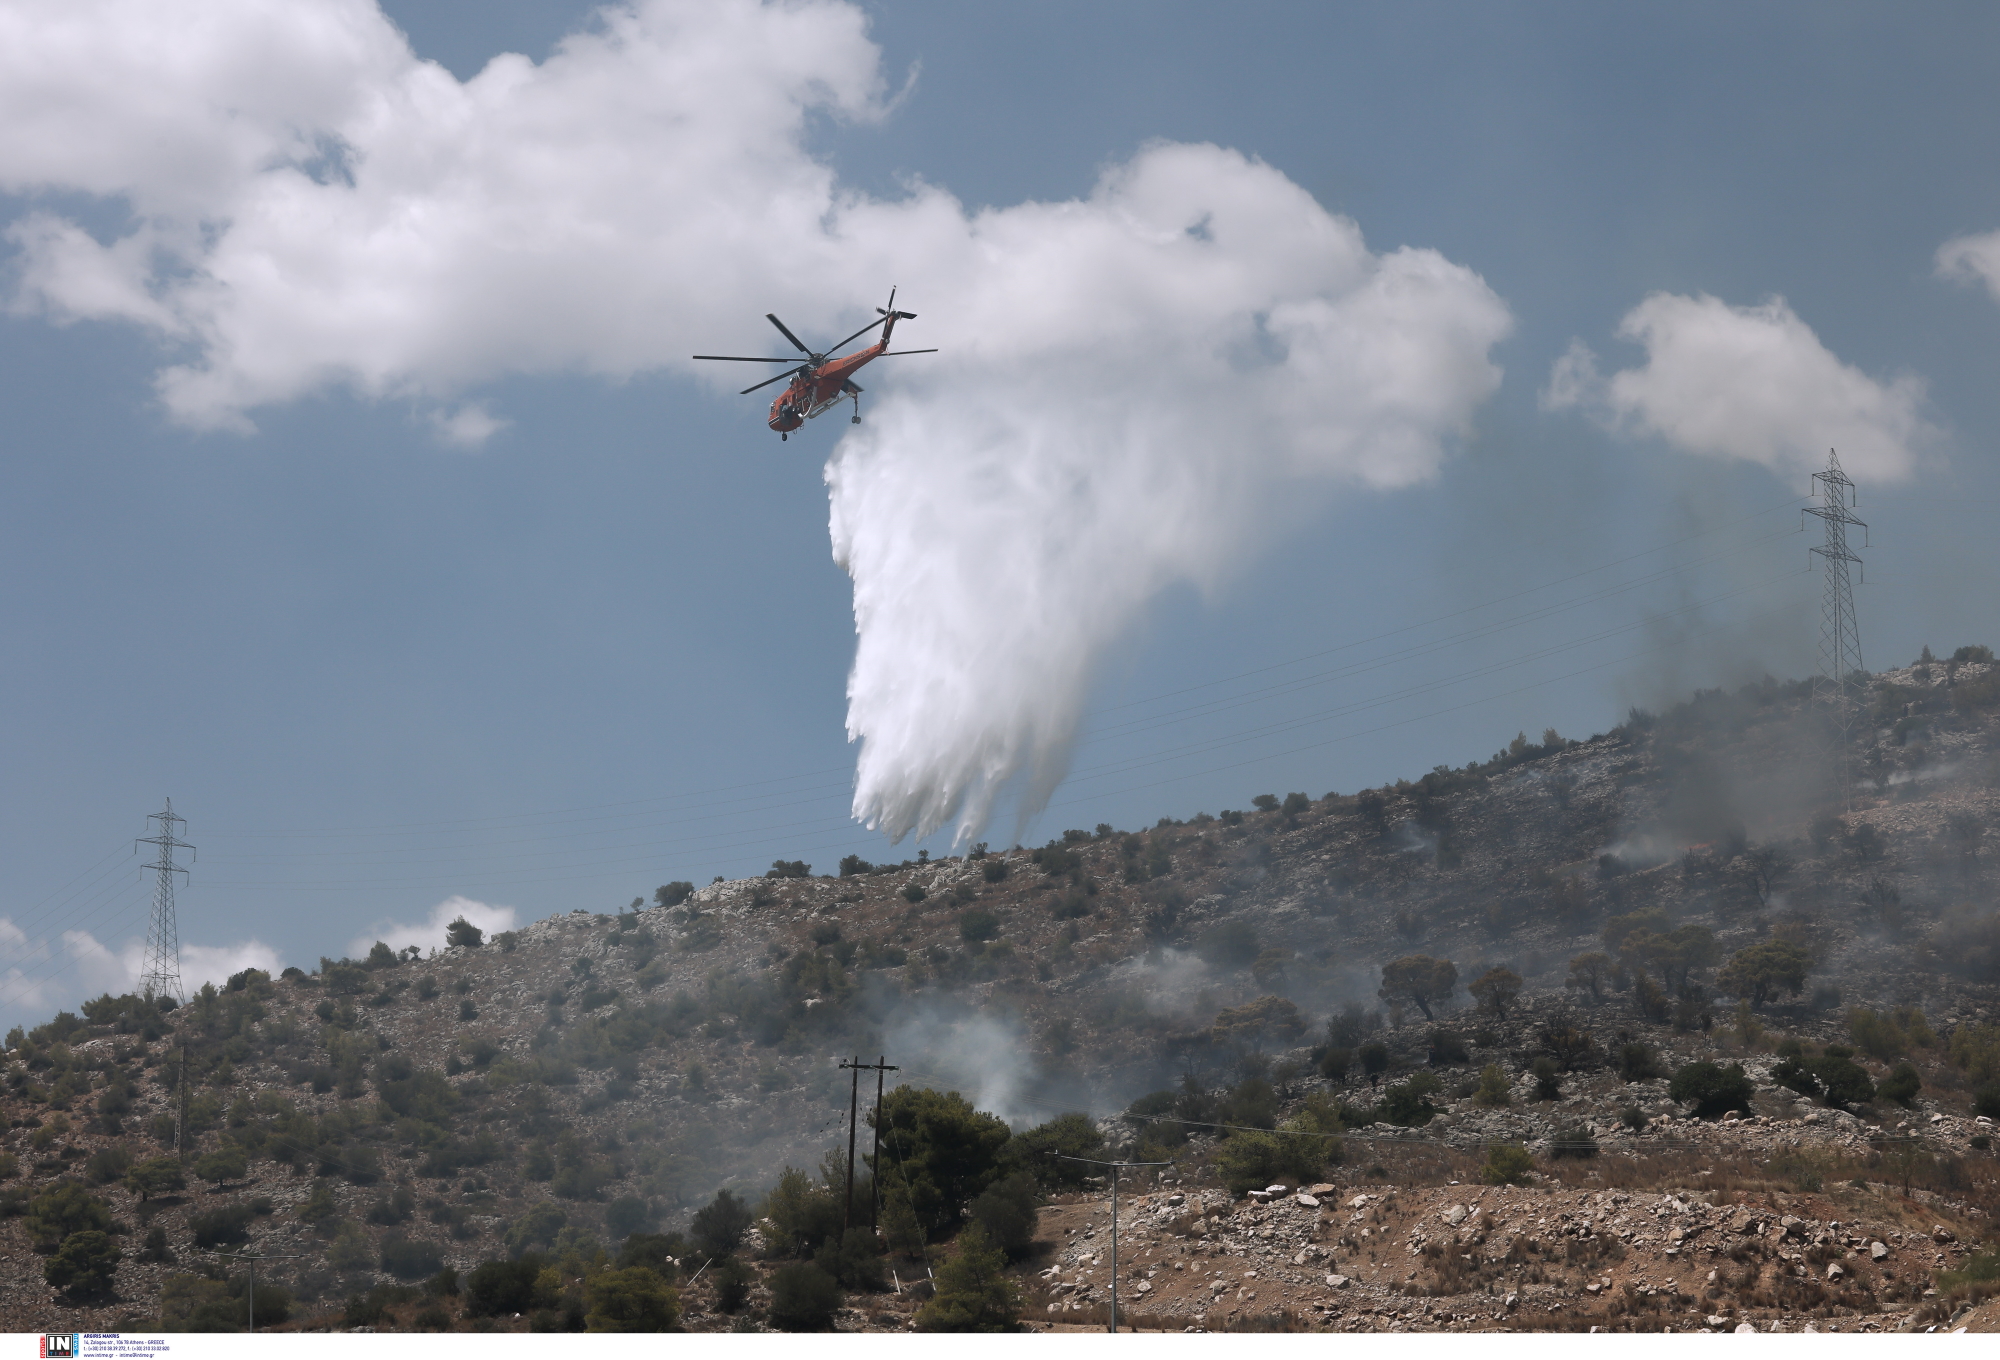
[[814, 1226, 888, 1290], [1669, 1061, 1755, 1117], [768, 1261, 842, 1331], [914, 1224, 1018, 1332], [1376, 1072, 1441, 1127], [967, 1173, 1039, 1260], [712, 1255, 753, 1312], [24, 1183, 111, 1248], [689, 1189, 754, 1262], [44, 1229, 120, 1298], [957, 909, 1000, 943], [1550, 1126, 1598, 1159], [584, 1265, 678, 1331], [1480, 1143, 1534, 1185], [380, 1233, 444, 1279], [1472, 1064, 1510, 1107], [190, 1203, 253, 1248], [1879, 1063, 1921, 1107], [465, 1256, 545, 1317]]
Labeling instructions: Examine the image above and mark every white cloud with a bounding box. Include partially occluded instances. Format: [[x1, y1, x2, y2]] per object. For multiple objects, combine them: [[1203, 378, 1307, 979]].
[[0, 917, 281, 1033], [1937, 230, 2000, 305], [429, 403, 509, 448], [1543, 293, 1933, 482], [0, 1, 1513, 843], [347, 895, 516, 958]]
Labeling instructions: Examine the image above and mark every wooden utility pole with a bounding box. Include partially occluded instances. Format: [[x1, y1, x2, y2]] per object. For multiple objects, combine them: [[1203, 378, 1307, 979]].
[[839, 1056, 897, 1234]]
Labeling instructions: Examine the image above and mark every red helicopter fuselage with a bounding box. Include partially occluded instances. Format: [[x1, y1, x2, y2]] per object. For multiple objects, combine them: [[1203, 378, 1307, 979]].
[[766, 332, 892, 433], [693, 291, 934, 441]]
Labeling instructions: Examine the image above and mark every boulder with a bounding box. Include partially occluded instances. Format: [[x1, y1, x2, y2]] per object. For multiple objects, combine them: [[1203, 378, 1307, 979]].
[[1348, 1195, 1371, 1209], [1826, 1262, 1845, 1281], [1295, 1193, 1320, 1208], [1443, 1205, 1468, 1226], [1871, 1241, 1889, 1261], [1327, 1274, 1350, 1289], [1933, 1225, 1957, 1244]]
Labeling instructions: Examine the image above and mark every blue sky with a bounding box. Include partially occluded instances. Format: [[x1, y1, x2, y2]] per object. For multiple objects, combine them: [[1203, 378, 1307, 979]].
[[3, 1, 1998, 1031]]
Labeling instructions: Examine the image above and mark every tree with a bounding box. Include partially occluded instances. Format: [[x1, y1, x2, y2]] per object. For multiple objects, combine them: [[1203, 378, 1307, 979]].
[[1880, 1062, 1922, 1107], [1378, 955, 1458, 1022], [190, 1203, 253, 1248], [465, 1256, 546, 1317], [1812, 1054, 1876, 1109], [1668, 1061, 1755, 1117], [1566, 952, 1615, 1001], [44, 1230, 120, 1298], [126, 1155, 186, 1201], [585, 1266, 678, 1331], [916, 1223, 1020, 1332], [446, 916, 485, 948], [967, 1172, 1040, 1260], [996, 1112, 1103, 1190], [1716, 941, 1811, 1009], [688, 1188, 754, 1262], [814, 1226, 888, 1290], [654, 881, 695, 907], [768, 1262, 843, 1331], [1468, 967, 1523, 1020], [761, 1165, 843, 1258], [1740, 845, 1794, 905], [1209, 995, 1307, 1048], [194, 1145, 248, 1189], [1473, 1064, 1510, 1107], [24, 1183, 111, 1248], [1358, 1041, 1390, 1079], [872, 1087, 1011, 1237]]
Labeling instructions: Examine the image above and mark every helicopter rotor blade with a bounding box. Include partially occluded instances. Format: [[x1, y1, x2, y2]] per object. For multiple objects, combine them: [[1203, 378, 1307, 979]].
[[693, 355, 798, 363], [739, 366, 806, 394], [877, 348, 938, 356], [822, 314, 894, 359], [766, 313, 812, 354]]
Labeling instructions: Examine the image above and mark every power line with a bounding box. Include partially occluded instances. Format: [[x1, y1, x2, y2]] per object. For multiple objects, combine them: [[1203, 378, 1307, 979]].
[[136, 799, 194, 1006]]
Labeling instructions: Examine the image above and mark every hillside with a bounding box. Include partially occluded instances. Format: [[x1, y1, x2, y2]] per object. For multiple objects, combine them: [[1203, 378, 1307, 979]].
[[3, 649, 1999, 1333]]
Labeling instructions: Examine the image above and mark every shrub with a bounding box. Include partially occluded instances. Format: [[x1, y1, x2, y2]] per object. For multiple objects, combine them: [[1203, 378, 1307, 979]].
[[380, 1233, 444, 1279], [966, 1173, 1039, 1259], [655, 882, 695, 907], [998, 1112, 1103, 1190], [915, 1223, 1019, 1332], [814, 1225, 888, 1290], [688, 1189, 754, 1262], [838, 855, 872, 878], [768, 1261, 842, 1331], [1318, 1046, 1353, 1080], [585, 1265, 678, 1331], [1974, 1085, 2000, 1119], [1813, 1054, 1876, 1109], [1550, 1126, 1598, 1159], [1618, 1042, 1660, 1082], [507, 1201, 567, 1257], [902, 883, 928, 903], [1472, 1064, 1510, 1107], [1376, 1072, 1441, 1127], [465, 1256, 545, 1317], [1879, 1063, 1922, 1107], [1426, 1029, 1470, 1065], [1531, 1056, 1562, 1101], [713, 1255, 754, 1312], [957, 909, 1000, 943], [1480, 1143, 1534, 1185], [1618, 1105, 1649, 1132], [766, 860, 812, 879], [44, 1229, 120, 1298], [190, 1203, 253, 1248], [1668, 1061, 1755, 1117], [193, 1146, 248, 1188], [605, 1196, 655, 1241], [24, 1183, 112, 1247], [84, 1143, 131, 1185], [981, 858, 1008, 882], [1715, 941, 1811, 1008], [1357, 1042, 1390, 1078]]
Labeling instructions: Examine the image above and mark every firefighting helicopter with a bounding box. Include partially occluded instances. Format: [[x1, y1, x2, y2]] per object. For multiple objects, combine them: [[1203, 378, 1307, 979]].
[[693, 289, 935, 439]]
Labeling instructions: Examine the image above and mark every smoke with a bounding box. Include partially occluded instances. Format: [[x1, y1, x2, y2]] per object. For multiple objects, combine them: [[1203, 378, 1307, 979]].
[[0, 916, 281, 1031], [883, 1005, 1038, 1127], [346, 894, 517, 958], [0, 0, 1511, 843]]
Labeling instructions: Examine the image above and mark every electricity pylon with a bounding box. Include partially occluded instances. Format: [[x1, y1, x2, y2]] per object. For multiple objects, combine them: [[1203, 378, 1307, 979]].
[[1804, 449, 1866, 805], [137, 799, 194, 1004]]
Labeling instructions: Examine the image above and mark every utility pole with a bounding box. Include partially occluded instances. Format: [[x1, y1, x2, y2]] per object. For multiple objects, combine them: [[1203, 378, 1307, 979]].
[[209, 1248, 301, 1332], [870, 1055, 894, 1230], [137, 799, 194, 1005], [1057, 1154, 1169, 1334], [1804, 449, 1867, 807], [839, 1056, 897, 1234], [175, 1035, 190, 1158]]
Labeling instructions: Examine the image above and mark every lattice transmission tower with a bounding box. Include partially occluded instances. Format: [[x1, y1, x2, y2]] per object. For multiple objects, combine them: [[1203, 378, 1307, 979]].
[[137, 799, 195, 1004], [1804, 449, 1866, 803]]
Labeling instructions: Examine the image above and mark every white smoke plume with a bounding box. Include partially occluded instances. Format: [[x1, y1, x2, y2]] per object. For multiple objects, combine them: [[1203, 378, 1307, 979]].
[[0, 0, 1511, 843], [0, 916, 281, 1031], [346, 894, 517, 959]]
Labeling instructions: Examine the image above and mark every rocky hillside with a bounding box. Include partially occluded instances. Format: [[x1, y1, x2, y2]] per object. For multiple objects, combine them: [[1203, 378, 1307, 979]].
[[2, 650, 1999, 1332]]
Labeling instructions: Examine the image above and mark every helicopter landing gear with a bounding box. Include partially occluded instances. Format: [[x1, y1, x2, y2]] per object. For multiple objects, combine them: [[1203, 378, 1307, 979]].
[[780, 432, 787, 441], [851, 415, 861, 424], [850, 392, 862, 424]]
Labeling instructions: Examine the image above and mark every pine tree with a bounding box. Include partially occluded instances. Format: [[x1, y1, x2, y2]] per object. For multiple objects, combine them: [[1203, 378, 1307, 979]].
[[915, 1224, 1019, 1332]]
